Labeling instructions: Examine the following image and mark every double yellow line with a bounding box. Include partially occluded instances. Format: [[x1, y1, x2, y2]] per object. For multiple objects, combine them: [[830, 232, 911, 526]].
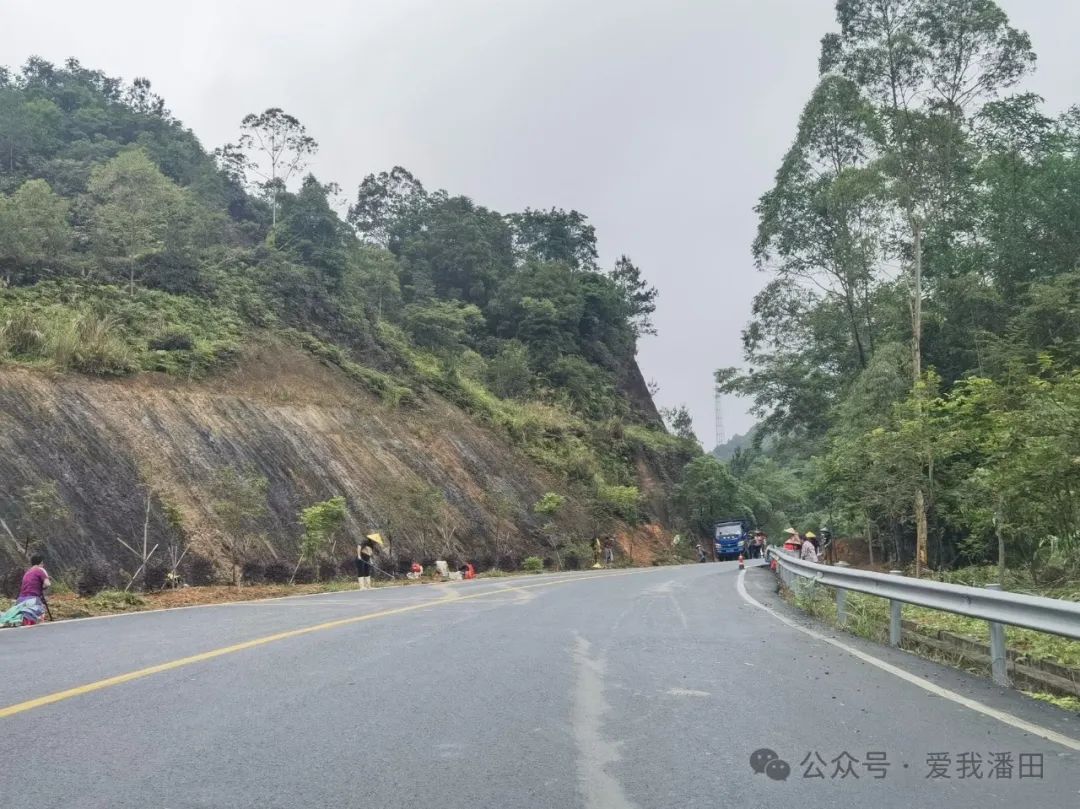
[[0, 569, 640, 720]]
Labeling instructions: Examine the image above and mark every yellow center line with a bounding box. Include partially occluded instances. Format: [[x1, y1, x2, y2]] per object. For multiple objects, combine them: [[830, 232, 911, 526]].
[[0, 568, 648, 720]]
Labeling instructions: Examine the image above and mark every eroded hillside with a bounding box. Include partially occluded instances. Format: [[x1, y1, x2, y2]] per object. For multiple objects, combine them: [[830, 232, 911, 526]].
[[0, 343, 684, 587]]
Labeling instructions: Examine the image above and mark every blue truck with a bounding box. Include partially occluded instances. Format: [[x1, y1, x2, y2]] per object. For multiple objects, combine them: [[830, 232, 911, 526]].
[[713, 518, 750, 561]]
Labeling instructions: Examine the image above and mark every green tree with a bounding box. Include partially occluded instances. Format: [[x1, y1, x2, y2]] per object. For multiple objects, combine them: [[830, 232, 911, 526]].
[[516, 296, 569, 367], [347, 166, 428, 247], [944, 368, 1080, 580], [608, 255, 658, 338], [673, 456, 752, 536], [381, 480, 443, 562], [822, 0, 1034, 573], [85, 149, 187, 293], [753, 75, 883, 371], [123, 77, 169, 118], [508, 207, 598, 271], [533, 492, 567, 569], [296, 496, 348, 582], [973, 96, 1080, 296], [0, 89, 61, 173], [210, 467, 270, 585], [403, 299, 484, 369], [485, 340, 532, 399], [727, 452, 808, 541], [275, 175, 350, 284], [226, 107, 318, 225], [661, 405, 698, 443], [547, 355, 621, 420], [398, 195, 515, 307], [349, 245, 403, 320], [0, 179, 71, 284]]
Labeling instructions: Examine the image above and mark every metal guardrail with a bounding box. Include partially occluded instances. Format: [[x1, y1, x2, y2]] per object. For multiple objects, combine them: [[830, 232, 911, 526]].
[[765, 547, 1080, 687]]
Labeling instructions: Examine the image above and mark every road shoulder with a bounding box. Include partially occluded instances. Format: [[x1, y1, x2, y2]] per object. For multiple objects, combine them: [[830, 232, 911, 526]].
[[741, 564, 1080, 748]]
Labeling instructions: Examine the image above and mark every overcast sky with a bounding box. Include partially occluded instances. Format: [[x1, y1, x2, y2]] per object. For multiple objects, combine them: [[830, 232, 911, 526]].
[[4, 0, 1079, 443]]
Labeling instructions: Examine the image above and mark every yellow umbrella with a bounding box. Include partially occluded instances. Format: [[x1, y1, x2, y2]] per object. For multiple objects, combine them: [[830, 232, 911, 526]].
[[365, 533, 385, 546], [805, 531, 816, 539]]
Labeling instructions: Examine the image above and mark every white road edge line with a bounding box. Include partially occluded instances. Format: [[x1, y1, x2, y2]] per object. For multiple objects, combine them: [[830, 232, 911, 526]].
[[736, 569, 1080, 752]]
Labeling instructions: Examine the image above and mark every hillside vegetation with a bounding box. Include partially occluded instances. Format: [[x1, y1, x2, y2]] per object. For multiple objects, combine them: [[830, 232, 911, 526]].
[[714, 0, 1080, 583], [0, 58, 696, 589]]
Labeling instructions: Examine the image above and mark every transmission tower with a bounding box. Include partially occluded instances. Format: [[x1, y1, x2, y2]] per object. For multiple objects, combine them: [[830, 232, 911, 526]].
[[714, 388, 726, 449]]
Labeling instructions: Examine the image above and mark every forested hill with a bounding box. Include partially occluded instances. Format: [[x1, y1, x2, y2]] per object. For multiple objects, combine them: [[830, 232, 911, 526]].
[[0, 58, 696, 584], [717, 1, 1080, 576]]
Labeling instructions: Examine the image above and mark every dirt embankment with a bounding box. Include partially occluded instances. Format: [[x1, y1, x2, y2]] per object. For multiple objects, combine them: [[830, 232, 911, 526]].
[[0, 345, 673, 584]]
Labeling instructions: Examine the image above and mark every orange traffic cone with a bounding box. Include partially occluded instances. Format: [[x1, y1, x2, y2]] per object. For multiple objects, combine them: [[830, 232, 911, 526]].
[[738, 554, 745, 570]]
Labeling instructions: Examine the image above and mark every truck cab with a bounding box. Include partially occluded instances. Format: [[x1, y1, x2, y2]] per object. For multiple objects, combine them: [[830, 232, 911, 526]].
[[714, 519, 749, 561]]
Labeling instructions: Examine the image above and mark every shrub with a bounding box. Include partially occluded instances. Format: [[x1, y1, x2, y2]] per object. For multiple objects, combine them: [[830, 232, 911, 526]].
[[457, 349, 487, 383], [263, 560, 292, 584], [522, 556, 544, 573], [88, 589, 145, 611], [299, 496, 348, 567], [293, 564, 316, 584], [148, 331, 195, 351], [184, 554, 216, 586], [77, 561, 115, 596], [0, 309, 46, 356], [49, 312, 137, 376], [286, 329, 413, 405], [546, 355, 622, 420], [486, 341, 531, 399], [596, 483, 641, 523], [0, 281, 246, 378], [533, 493, 565, 517], [241, 560, 265, 584]]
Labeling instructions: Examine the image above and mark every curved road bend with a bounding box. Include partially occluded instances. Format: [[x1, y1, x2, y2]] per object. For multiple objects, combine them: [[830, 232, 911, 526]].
[[1, 564, 1077, 808]]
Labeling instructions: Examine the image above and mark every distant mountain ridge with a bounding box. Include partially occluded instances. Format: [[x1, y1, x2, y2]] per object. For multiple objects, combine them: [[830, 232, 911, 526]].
[[712, 427, 757, 460]]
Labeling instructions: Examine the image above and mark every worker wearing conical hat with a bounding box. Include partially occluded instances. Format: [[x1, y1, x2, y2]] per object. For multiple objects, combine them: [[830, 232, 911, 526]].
[[356, 533, 383, 589]]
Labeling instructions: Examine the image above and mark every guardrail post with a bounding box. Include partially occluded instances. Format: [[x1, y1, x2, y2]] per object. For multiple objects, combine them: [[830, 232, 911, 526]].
[[889, 571, 903, 647], [832, 561, 849, 627], [984, 583, 1010, 686]]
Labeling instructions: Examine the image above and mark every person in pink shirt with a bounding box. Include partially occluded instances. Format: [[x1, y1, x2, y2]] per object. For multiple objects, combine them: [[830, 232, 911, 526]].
[[19, 554, 51, 600], [1, 554, 51, 627]]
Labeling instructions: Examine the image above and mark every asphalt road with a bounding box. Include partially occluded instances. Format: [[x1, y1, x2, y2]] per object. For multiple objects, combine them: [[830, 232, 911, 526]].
[[1, 563, 1078, 808]]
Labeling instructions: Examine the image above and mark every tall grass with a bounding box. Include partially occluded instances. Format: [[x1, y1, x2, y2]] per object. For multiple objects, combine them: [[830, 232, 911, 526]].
[[47, 311, 137, 375], [0, 305, 137, 375], [0, 281, 246, 378], [0, 309, 47, 357]]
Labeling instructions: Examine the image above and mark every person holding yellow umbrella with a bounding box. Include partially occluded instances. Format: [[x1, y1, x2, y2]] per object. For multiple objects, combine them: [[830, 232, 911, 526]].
[[357, 532, 384, 589]]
